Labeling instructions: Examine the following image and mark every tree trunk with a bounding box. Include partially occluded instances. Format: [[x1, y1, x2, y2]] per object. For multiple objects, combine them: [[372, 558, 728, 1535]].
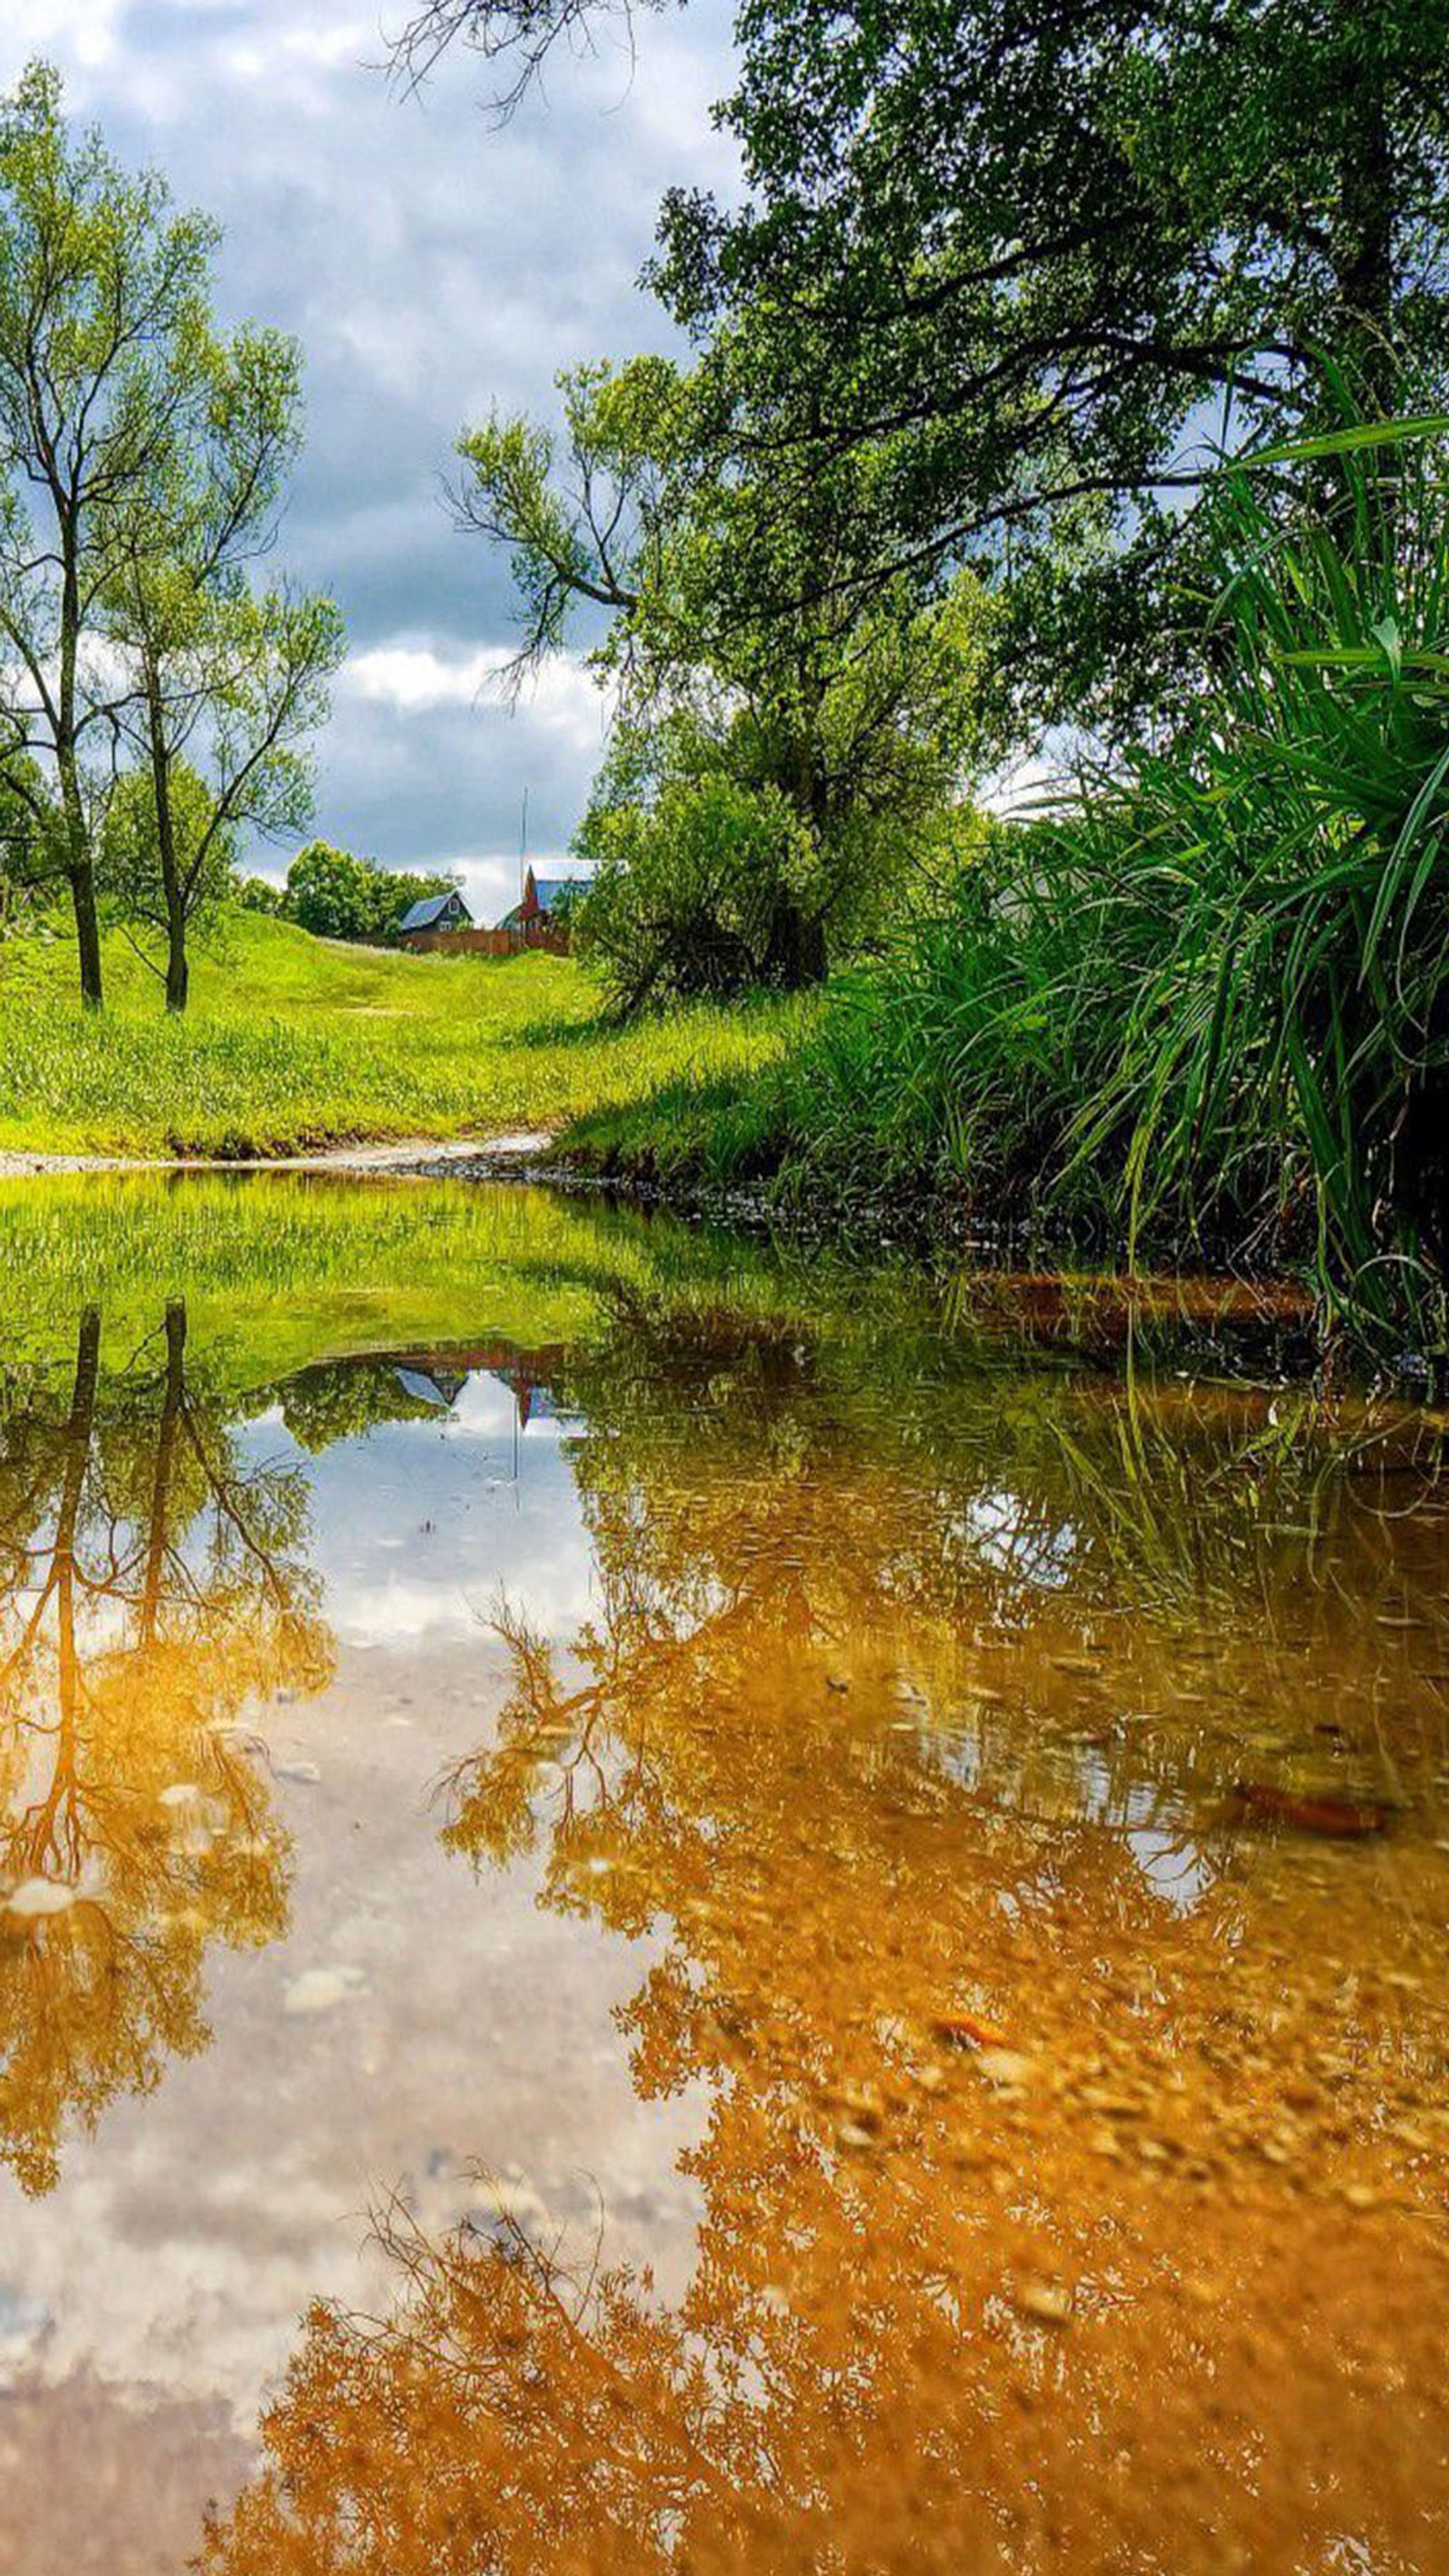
[[53, 1306, 101, 1787], [145, 659, 189, 1014], [56, 745, 102, 1010], [166, 907, 189, 1014], [763, 899, 829, 989], [69, 842, 104, 1011], [56, 498, 103, 1011]]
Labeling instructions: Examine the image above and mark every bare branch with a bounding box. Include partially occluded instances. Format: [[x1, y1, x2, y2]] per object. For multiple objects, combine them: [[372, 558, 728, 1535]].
[[387, 0, 657, 119]]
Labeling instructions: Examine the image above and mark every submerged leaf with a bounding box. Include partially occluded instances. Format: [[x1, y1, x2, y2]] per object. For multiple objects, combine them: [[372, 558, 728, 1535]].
[[932, 2012, 1009, 2050], [1226, 1783, 1393, 1840]]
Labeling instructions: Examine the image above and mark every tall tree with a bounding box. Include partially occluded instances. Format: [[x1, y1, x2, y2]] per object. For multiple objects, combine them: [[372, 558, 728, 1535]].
[[457, 358, 993, 989], [0, 62, 220, 1004], [100, 324, 341, 1012], [667, 0, 1449, 724], [402, 1, 1449, 729], [103, 575, 344, 1011]]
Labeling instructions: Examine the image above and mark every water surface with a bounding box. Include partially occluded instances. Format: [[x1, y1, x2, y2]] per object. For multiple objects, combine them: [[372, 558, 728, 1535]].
[[0, 1177, 1445, 2574]]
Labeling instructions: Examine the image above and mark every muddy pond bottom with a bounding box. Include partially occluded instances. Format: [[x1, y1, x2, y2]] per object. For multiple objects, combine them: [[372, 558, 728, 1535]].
[[0, 1173, 1446, 2574]]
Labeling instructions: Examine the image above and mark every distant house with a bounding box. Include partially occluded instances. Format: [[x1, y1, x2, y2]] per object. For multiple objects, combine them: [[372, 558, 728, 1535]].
[[397, 888, 473, 946], [392, 1364, 470, 1410], [498, 865, 592, 932]]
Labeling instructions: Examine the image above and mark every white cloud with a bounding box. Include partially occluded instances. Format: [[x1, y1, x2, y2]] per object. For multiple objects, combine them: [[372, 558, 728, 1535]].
[[275, 18, 378, 74], [10, 1, 126, 71], [345, 639, 601, 744], [345, 640, 502, 712]]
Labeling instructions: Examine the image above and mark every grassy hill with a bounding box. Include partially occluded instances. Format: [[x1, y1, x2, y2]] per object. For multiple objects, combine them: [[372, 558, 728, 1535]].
[[0, 910, 801, 1158]]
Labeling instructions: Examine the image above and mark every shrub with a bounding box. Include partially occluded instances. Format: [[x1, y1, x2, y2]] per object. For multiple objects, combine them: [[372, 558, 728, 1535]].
[[577, 775, 826, 1012], [235, 873, 282, 915]]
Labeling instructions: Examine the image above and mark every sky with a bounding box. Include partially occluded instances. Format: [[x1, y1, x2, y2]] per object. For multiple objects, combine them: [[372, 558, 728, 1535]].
[[0, 1, 739, 924]]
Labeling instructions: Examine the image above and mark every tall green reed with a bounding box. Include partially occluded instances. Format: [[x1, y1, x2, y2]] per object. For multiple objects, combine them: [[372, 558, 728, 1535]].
[[1071, 417, 1449, 1352]]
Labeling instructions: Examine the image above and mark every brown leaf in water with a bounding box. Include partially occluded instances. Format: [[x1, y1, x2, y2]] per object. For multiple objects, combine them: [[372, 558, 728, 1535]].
[[933, 2012, 1009, 2050], [1227, 1783, 1393, 1840]]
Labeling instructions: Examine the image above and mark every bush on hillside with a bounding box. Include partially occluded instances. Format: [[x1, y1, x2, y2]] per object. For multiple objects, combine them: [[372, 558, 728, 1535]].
[[235, 873, 283, 915], [576, 775, 826, 1013]]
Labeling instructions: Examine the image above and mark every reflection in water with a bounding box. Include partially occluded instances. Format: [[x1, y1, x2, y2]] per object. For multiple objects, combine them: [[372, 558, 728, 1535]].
[[0, 1303, 330, 2192], [0, 1184, 1445, 2574], [208, 1293, 1448, 2576]]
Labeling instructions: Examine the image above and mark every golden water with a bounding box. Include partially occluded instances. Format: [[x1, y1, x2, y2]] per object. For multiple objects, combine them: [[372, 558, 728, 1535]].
[[0, 1177, 1445, 2573]]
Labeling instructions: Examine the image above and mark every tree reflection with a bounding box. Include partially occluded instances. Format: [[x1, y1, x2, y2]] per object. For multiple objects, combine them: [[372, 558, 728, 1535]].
[[0, 1303, 331, 2193], [202, 1299, 1449, 2576]]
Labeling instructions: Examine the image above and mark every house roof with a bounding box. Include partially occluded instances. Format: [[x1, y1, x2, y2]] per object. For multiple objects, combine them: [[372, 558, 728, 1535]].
[[393, 1365, 466, 1410], [531, 874, 591, 913], [398, 889, 470, 935]]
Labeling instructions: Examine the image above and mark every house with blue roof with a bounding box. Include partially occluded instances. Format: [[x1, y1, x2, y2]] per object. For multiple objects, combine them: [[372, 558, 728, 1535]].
[[397, 887, 473, 944], [499, 864, 592, 932]]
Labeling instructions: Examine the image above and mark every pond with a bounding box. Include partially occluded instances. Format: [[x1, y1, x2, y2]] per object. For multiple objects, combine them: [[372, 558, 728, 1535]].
[[0, 1174, 1446, 2576]]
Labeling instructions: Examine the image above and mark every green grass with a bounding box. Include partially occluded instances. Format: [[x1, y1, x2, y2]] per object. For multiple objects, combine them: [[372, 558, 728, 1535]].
[[0, 910, 800, 1158]]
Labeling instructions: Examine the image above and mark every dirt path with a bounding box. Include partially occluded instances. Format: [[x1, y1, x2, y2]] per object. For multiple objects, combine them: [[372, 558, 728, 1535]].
[[0, 1131, 554, 1181]]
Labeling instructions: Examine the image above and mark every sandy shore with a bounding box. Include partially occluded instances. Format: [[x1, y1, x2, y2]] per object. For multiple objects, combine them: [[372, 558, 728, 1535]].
[[0, 1131, 554, 1181]]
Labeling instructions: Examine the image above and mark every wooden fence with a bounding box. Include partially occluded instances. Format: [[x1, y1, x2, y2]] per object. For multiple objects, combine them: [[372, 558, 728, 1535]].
[[398, 920, 572, 959]]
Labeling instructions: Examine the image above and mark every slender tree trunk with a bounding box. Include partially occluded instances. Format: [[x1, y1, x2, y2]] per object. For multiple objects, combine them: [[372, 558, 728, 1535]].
[[775, 702, 831, 988], [144, 657, 188, 1014], [69, 849, 104, 1010], [763, 899, 829, 988], [165, 908, 188, 1014], [50, 1308, 101, 1860], [56, 743, 103, 1011], [56, 503, 102, 1009]]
